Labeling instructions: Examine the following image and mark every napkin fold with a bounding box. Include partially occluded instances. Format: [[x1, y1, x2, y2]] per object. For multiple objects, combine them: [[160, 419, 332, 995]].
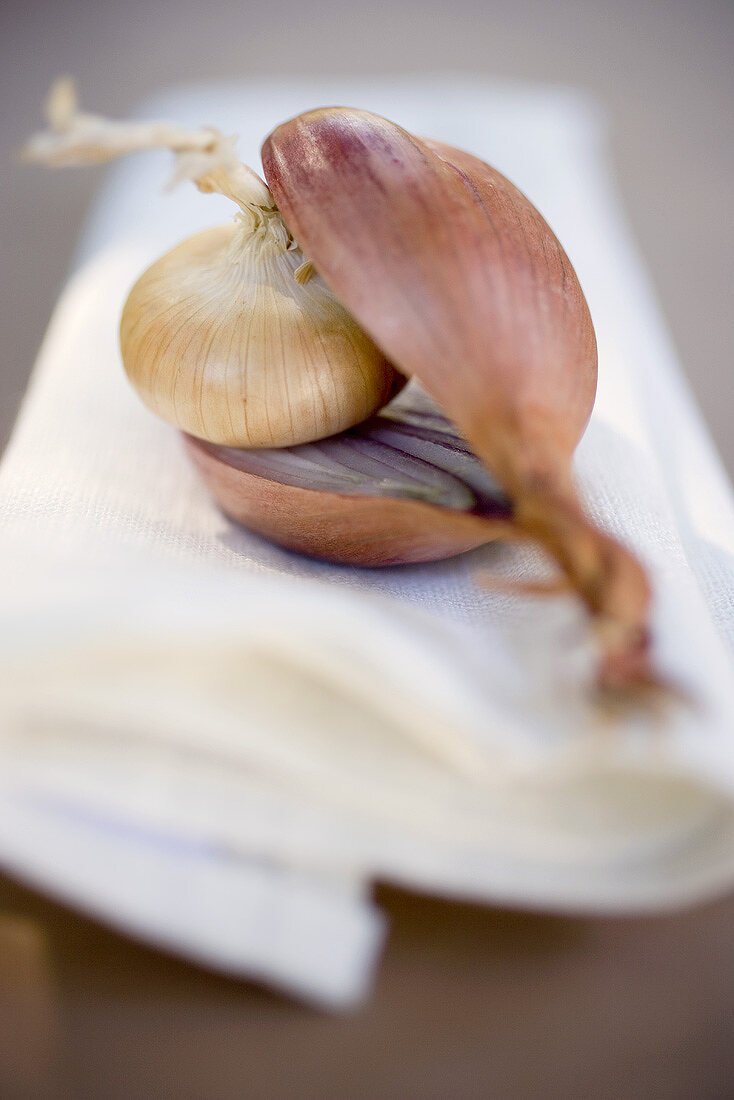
[[1, 77, 734, 1008]]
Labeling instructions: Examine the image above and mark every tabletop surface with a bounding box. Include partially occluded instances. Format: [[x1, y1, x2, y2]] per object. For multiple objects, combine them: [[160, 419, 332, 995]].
[[2, 871, 734, 1099]]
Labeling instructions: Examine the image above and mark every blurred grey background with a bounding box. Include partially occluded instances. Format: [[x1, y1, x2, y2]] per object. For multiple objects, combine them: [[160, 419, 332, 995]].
[[1, 0, 732, 471]]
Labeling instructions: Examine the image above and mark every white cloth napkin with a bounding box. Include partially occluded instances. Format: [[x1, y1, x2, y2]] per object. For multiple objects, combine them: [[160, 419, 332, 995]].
[[2, 77, 734, 1009]]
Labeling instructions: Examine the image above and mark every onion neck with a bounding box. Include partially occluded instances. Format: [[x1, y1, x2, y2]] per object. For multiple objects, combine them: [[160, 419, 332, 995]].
[[23, 76, 290, 247]]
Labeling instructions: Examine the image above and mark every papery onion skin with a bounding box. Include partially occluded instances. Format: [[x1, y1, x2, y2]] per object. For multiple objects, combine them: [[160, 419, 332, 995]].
[[25, 83, 405, 452], [120, 223, 401, 448], [261, 111, 654, 686]]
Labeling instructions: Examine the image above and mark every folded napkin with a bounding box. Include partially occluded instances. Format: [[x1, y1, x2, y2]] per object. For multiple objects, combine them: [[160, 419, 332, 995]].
[[2, 77, 734, 1009]]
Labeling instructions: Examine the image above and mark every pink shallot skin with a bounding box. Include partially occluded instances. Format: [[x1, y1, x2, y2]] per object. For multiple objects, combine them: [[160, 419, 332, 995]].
[[262, 109, 654, 689]]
